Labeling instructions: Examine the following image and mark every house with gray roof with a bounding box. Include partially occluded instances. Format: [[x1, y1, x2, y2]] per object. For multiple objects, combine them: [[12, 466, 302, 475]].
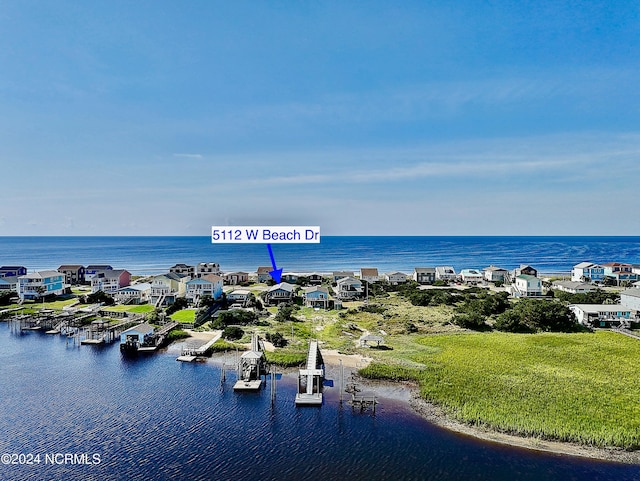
[[413, 267, 436, 285]]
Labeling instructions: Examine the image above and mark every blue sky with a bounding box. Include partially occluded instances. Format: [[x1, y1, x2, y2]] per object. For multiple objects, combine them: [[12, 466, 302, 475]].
[[1, 1, 639, 235]]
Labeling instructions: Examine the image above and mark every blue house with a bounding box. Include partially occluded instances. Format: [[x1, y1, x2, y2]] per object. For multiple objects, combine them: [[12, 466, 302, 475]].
[[120, 323, 156, 350], [18, 270, 65, 300], [0, 266, 27, 278], [303, 286, 330, 309]]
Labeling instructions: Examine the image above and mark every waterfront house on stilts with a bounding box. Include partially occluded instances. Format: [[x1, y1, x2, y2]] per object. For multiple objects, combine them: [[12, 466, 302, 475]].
[[233, 332, 267, 391]]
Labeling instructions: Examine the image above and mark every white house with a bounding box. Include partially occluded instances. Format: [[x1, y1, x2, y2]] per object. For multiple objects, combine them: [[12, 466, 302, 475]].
[[335, 276, 363, 300], [150, 273, 188, 307], [120, 323, 155, 348], [359, 268, 379, 284], [569, 304, 634, 328], [227, 289, 252, 307], [91, 270, 131, 294], [303, 286, 330, 309], [186, 274, 223, 303], [511, 274, 543, 298], [18, 270, 66, 300], [196, 262, 221, 277], [435, 266, 457, 282], [264, 282, 295, 305], [459, 269, 483, 285], [620, 288, 640, 311], [413, 267, 435, 285], [385, 272, 407, 285], [484, 266, 508, 283], [115, 283, 152, 304], [0, 277, 18, 292], [333, 271, 355, 282], [571, 262, 605, 282], [552, 280, 594, 294]]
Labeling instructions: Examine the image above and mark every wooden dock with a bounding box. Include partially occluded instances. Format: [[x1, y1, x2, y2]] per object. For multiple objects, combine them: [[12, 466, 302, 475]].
[[233, 333, 267, 391], [176, 331, 222, 362], [295, 339, 324, 406]]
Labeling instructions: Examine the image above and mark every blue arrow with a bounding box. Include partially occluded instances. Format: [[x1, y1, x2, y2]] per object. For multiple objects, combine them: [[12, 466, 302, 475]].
[[267, 244, 282, 283]]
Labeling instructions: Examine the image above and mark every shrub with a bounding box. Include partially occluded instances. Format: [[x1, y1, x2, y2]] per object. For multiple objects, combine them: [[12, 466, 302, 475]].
[[222, 326, 244, 341], [265, 332, 288, 347]]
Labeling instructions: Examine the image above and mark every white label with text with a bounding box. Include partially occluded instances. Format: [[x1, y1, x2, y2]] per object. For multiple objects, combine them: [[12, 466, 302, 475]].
[[211, 226, 320, 244]]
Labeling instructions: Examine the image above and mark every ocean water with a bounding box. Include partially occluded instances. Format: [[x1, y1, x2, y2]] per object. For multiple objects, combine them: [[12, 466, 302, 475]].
[[1, 327, 639, 481], [1, 236, 639, 275]]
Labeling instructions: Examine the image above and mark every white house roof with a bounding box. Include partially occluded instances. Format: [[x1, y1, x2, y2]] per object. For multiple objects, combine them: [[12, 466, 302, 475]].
[[460, 269, 482, 276], [241, 350, 264, 360], [304, 286, 329, 294], [570, 304, 631, 314], [620, 288, 640, 299], [552, 280, 592, 290], [385, 271, 406, 277], [574, 262, 599, 269], [118, 283, 151, 292], [436, 266, 456, 274], [229, 289, 251, 295], [21, 270, 61, 279], [268, 282, 294, 292], [95, 269, 128, 279], [336, 276, 361, 285], [484, 265, 507, 272], [414, 267, 436, 273]]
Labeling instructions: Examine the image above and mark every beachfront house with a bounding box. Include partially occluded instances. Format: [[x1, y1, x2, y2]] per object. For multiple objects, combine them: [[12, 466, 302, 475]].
[[308, 273, 324, 285], [385, 271, 407, 285], [359, 268, 379, 284], [335, 276, 363, 300], [57, 265, 86, 285], [85, 265, 113, 283], [256, 266, 272, 283], [413, 267, 436, 285], [571, 262, 605, 282], [483, 266, 508, 283], [620, 288, 640, 311], [0, 266, 27, 278], [511, 274, 543, 298], [435, 266, 457, 282], [150, 273, 188, 307], [115, 283, 152, 305], [18, 270, 65, 300], [91, 269, 131, 294], [602, 263, 638, 285], [460, 269, 483, 285], [169, 263, 195, 278], [186, 274, 223, 304], [0, 277, 19, 292], [264, 282, 295, 305], [196, 262, 221, 277], [569, 304, 634, 328], [332, 271, 355, 283], [303, 286, 330, 309], [224, 271, 249, 285], [552, 280, 594, 294], [511, 265, 538, 280], [281, 272, 299, 284]]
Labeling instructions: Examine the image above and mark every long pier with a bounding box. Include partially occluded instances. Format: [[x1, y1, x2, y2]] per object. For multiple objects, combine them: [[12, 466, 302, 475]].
[[295, 339, 325, 406], [177, 331, 222, 362]]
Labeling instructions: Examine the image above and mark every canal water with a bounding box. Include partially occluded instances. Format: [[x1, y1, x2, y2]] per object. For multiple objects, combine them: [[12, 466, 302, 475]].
[[1, 324, 639, 481]]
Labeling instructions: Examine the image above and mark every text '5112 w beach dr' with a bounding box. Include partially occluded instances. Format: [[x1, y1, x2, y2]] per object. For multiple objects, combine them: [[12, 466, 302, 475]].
[[211, 226, 321, 244]]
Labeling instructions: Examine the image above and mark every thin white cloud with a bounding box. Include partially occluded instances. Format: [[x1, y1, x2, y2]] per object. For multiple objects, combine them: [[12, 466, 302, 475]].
[[173, 153, 204, 159]]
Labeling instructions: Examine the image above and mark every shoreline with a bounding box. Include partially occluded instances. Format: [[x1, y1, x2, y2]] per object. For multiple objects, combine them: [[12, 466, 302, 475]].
[[352, 375, 640, 465]]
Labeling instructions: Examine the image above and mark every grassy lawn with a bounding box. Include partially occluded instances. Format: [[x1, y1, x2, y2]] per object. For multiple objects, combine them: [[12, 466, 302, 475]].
[[361, 331, 640, 449], [40, 299, 79, 310], [170, 309, 196, 324]]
